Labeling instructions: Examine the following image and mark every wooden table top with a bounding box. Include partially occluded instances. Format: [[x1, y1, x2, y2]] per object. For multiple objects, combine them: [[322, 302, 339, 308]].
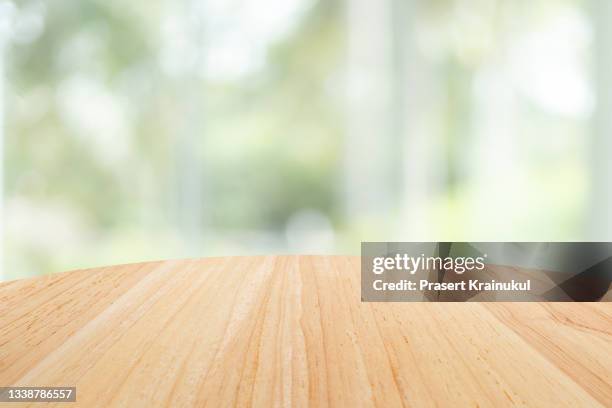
[[1, 256, 610, 407]]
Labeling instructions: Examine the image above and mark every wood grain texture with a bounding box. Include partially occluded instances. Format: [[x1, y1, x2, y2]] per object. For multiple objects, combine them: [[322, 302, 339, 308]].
[[0, 256, 610, 407]]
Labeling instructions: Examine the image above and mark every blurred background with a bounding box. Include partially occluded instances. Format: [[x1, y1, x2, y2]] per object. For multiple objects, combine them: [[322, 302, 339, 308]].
[[1, 0, 611, 281]]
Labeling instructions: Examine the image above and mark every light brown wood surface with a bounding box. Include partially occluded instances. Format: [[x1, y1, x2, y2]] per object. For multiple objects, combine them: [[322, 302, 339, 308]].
[[0, 256, 610, 407]]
